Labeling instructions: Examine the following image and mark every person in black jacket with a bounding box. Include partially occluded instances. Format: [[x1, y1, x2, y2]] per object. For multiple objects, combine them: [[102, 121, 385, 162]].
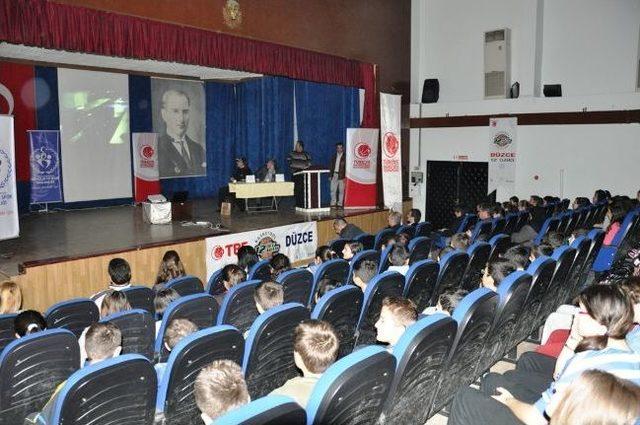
[[287, 141, 312, 207], [217, 157, 252, 210]]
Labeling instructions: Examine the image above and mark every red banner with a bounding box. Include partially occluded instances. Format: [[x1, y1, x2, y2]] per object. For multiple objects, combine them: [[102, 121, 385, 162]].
[[344, 128, 379, 208], [132, 133, 161, 203]]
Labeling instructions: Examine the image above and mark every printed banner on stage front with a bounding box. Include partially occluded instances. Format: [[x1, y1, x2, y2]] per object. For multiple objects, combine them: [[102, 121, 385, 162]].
[[0, 116, 19, 240], [344, 128, 379, 208], [205, 221, 318, 280], [488, 117, 518, 200], [380, 93, 403, 212], [29, 130, 62, 204], [132, 133, 161, 203]]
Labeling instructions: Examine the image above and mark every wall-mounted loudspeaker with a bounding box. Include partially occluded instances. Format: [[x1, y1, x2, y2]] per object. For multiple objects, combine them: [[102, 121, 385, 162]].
[[543, 84, 562, 97], [421, 79, 439, 103]]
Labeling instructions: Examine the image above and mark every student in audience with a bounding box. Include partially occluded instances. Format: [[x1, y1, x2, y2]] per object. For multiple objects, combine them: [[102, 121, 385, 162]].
[[215, 264, 246, 305], [436, 246, 456, 262], [395, 232, 411, 247], [14, 310, 46, 337], [501, 245, 530, 270], [603, 203, 627, 245], [333, 217, 365, 240], [477, 203, 492, 221], [543, 231, 565, 248], [269, 253, 291, 280], [405, 208, 421, 226], [254, 281, 284, 314], [509, 196, 519, 208], [0, 280, 22, 314], [491, 204, 505, 219], [308, 246, 338, 274], [154, 287, 180, 335], [270, 320, 339, 407], [379, 233, 397, 250], [502, 201, 515, 214], [194, 360, 250, 424], [374, 297, 418, 349], [530, 243, 553, 262], [387, 211, 402, 230], [481, 259, 516, 291], [155, 250, 186, 289], [92, 258, 132, 309], [450, 233, 470, 250], [448, 204, 467, 233], [155, 318, 198, 382], [427, 288, 468, 316], [567, 228, 588, 245], [315, 277, 340, 302], [342, 241, 364, 261], [236, 245, 259, 273], [511, 197, 547, 244], [517, 199, 530, 212], [572, 196, 591, 211], [352, 260, 377, 292], [387, 244, 410, 275]]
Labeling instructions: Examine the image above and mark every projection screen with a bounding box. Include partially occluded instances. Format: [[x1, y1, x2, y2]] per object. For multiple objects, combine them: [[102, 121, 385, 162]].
[[58, 68, 132, 202]]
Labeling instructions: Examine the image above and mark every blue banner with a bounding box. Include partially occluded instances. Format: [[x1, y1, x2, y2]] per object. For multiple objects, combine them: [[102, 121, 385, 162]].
[[29, 130, 62, 204]]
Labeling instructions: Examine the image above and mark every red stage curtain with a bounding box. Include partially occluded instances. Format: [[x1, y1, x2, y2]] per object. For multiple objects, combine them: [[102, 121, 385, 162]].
[[0, 0, 373, 90], [360, 63, 379, 128]]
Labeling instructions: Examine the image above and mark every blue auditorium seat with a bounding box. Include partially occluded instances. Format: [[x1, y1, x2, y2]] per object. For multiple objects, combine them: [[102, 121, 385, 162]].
[[488, 234, 511, 263], [165, 275, 204, 296], [580, 229, 605, 287], [556, 211, 572, 235], [475, 271, 532, 375], [41, 354, 156, 425], [456, 214, 477, 234], [329, 238, 349, 258], [0, 314, 17, 354], [562, 210, 579, 235], [383, 314, 456, 423], [248, 260, 272, 281], [470, 219, 492, 242], [44, 298, 100, 337], [308, 259, 349, 307], [563, 236, 591, 302], [346, 249, 379, 285], [430, 251, 469, 306], [407, 236, 432, 265], [514, 210, 529, 232], [489, 217, 506, 238], [206, 268, 225, 296], [396, 224, 415, 238], [121, 286, 155, 315], [403, 259, 440, 312], [311, 286, 363, 359], [306, 346, 395, 425], [155, 293, 218, 362], [216, 395, 306, 425], [216, 280, 260, 334], [593, 210, 639, 272], [100, 309, 155, 361], [0, 329, 80, 425], [355, 233, 375, 250], [503, 213, 518, 234], [430, 288, 498, 415], [378, 244, 394, 274], [533, 216, 560, 245], [276, 269, 313, 305], [415, 221, 433, 238], [354, 271, 404, 346], [538, 245, 576, 322], [243, 303, 309, 398], [461, 241, 491, 291], [156, 326, 244, 424], [374, 228, 396, 251]]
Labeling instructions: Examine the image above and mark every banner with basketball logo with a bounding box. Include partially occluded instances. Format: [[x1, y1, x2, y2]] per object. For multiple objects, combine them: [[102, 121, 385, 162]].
[[0, 115, 19, 240], [488, 117, 518, 201], [205, 221, 318, 279], [380, 93, 403, 211], [29, 130, 62, 204], [344, 128, 379, 208], [132, 133, 161, 203]]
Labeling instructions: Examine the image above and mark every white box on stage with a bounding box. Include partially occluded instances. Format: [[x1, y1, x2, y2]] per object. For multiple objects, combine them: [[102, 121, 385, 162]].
[[142, 201, 172, 224]]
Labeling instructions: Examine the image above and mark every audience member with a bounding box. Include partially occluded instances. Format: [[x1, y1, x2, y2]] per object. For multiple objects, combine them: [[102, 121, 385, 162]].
[[333, 217, 365, 240], [387, 211, 402, 230], [405, 208, 421, 226], [603, 203, 627, 245], [433, 289, 469, 316], [379, 233, 397, 250], [477, 204, 491, 221], [308, 246, 337, 274], [388, 244, 410, 275], [236, 246, 259, 273], [517, 199, 530, 212], [450, 233, 470, 250], [374, 297, 418, 349], [315, 277, 341, 302], [0, 280, 22, 314], [567, 228, 588, 244], [254, 281, 284, 314], [436, 246, 456, 262], [395, 232, 411, 247], [269, 253, 291, 280], [214, 264, 247, 305], [154, 287, 180, 334], [14, 310, 46, 338], [155, 250, 186, 289], [270, 320, 339, 407], [501, 245, 530, 270], [342, 241, 364, 261], [481, 259, 516, 291], [530, 243, 553, 261], [491, 204, 505, 219], [572, 196, 591, 211], [509, 196, 519, 208], [92, 258, 132, 309], [352, 260, 377, 292], [194, 360, 250, 424], [155, 318, 198, 382], [511, 197, 547, 244], [543, 231, 565, 248], [448, 204, 467, 232]]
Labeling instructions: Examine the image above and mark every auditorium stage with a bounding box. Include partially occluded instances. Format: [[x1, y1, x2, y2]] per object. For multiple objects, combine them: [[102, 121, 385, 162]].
[[2, 199, 411, 311]]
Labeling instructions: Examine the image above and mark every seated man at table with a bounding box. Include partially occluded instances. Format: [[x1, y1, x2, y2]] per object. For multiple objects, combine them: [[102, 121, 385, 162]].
[[255, 159, 278, 208], [217, 157, 252, 211]]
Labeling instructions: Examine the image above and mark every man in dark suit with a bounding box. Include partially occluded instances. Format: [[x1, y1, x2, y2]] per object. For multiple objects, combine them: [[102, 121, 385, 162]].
[[329, 142, 346, 208], [158, 89, 206, 178]]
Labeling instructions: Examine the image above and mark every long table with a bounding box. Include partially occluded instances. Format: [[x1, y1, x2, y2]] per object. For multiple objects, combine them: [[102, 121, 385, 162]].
[[228, 181, 295, 213]]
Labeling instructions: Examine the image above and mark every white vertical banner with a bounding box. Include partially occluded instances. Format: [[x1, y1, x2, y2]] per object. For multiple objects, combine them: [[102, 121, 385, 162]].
[[0, 115, 19, 240], [488, 117, 518, 201], [380, 93, 403, 211]]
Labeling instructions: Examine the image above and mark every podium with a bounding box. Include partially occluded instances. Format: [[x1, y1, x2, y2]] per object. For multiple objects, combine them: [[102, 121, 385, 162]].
[[294, 167, 330, 213]]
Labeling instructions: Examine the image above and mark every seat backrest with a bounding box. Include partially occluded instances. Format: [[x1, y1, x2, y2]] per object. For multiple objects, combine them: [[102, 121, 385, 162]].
[[488, 234, 511, 263], [396, 224, 415, 238], [611, 210, 639, 247], [346, 249, 379, 285], [306, 346, 395, 425], [456, 214, 476, 234], [383, 314, 456, 424], [157, 326, 244, 425], [534, 217, 559, 245], [430, 288, 498, 414], [564, 211, 579, 235], [0, 329, 80, 425], [47, 354, 156, 425], [243, 303, 309, 399], [276, 269, 313, 305], [216, 280, 260, 334], [470, 220, 492, 242], [329, 238, 349, 258], [155, 294, 218, 362], [408, 236, 433, 265], [490, 217, 506, 238], [475, 272, 531, 375], [378, 244, 394, 273], [311, 286, 363, 359], [44, 298, 100, 337], [355, 271, 404, 346], [0, 314, 16, 353], [582, 229, 605, 282], [541, 246, 576, 318], [431, 251, 470, 305], [248, 260, 272, 281], [165, 275, 204, 296], [461, 242, 491, 291], [403, 260, 440, 312], [309, 259, 350, 306], [415, 221, 433, 238], [556, 212, 571, 235], [564, 236, 592, 301], [355, 233, 375, 250], [101, 309, 155, 361], [503, 213, 518, 234], [374, 228, 396, 251], [515, 210, 529, 231], [216, 395, 306, 425], [122, 286, 156, 315], [205, 269, 225, 296]]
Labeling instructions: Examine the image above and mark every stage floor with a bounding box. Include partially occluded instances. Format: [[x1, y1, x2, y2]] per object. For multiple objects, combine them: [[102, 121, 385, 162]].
[[0, 199, 378, 276]]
